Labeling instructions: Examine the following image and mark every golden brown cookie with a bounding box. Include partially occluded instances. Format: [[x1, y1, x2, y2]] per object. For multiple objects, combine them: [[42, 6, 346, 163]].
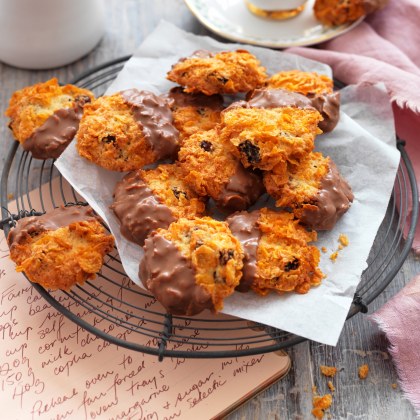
[[267, 70, 333, 96], [178, 129, 264, 212], [220, 104, 322, 172], [313, 0, 388, 27], [167, 49, 267, 95], [227, 208, 323, 295], [76, 89, 179, 171], [264, 152, 354, 230], [7, 206, 114, 290], [140, 217, 244, 315], [265, 71, 340, 133], [166, 87, 224, 143], [5, 78, 94, 159], [111, 163, 207, 246]]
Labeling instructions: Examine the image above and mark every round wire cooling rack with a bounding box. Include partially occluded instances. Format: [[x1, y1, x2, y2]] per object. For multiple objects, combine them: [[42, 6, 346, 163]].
[[1, 56, 418, 360]]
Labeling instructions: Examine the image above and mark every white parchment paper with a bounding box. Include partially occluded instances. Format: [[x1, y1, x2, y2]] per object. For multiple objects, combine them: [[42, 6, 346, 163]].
[[55, 21, 399, 346]]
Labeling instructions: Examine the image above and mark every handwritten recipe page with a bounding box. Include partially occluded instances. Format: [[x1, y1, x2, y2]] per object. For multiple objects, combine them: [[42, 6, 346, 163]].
[[0, 180, 290, 420]]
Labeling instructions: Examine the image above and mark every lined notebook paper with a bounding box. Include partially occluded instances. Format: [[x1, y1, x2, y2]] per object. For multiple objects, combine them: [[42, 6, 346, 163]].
[[0, 178, 290, 419]]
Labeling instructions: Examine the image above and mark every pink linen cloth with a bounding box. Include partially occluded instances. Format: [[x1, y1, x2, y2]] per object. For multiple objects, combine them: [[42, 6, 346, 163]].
[[287, 0, 420, 252], [370, 275, 420, 415]]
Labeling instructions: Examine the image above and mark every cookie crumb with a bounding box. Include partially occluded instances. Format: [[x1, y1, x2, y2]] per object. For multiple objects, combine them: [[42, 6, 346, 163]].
[[339, 233, 349, 247], [7, 193, 14, 200], [312, 394, 332, 419], [391, 383, 397, 389], [338, 244, 343, 250], [358, 364, 369, 379], [312, 385, 318, 395], [330, 251, 338, 261], [320, 365, 337, 377], [321, 246, 327, 253], [327, 381, 335, 392]]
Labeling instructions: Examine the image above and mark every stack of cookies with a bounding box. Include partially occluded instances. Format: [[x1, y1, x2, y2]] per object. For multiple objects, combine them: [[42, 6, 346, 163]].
[[6, 49, 354, 316]]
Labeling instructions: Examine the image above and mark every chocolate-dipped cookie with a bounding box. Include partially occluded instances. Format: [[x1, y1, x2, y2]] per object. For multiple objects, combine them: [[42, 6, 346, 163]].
[[227, 208, 323, 295], [264, 152, 354, 230], [111, 164, 206, 246], [76, 89, 179, 171], [178, 128, 264, 212], [165, 87, 224, 143], [265, 70, 340, 132], [140, 217, 243, 315], [7, 206, 114, 290], [221, 90, 322, 174], [6, 78, 94, 159]]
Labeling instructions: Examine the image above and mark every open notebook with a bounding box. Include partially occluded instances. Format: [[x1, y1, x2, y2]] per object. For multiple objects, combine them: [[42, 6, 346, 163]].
[[0, 178, 290, 419]]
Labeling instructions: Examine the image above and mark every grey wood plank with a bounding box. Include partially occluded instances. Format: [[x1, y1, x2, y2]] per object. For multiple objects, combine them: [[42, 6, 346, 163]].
[[0, 1, 417, 419]]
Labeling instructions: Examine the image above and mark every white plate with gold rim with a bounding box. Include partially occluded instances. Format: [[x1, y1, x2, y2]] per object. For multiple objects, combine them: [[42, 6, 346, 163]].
[[184, 0, 364, 48]]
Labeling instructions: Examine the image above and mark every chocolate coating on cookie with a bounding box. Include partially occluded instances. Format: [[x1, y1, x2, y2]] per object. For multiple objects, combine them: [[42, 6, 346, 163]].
[[121, 89, 179, 160], [111, 171, 176, 246], [166, 87, 224, 110], [226, 210, 261, 292], [217, 164, 264, 212], [235, 88, 339, 133], [245, 88, 314, 110], [7, 205, 96, 248], [22, 96, 90, 160], [140, 233, 213, 315], [300, 160, 354, 230], [309, 91, 340, 133]]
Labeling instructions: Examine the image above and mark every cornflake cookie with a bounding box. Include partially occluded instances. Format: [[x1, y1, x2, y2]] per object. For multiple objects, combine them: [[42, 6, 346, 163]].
[[221, 92, 322, 172], [267, 70, 333, 96], [314, 0, 388, 27], [167, 49, 267, 95], [7, 206, 114, 290], [178, 129, 264, 212], [227, 208, 323, 295], [264, 152, 354, 230], [111, 163, 206, 246], [140, 217, 244, 316], [266, 71, 340, 133], [165, 87, 224, 143], [77, 89, 179, 171], [6, 78, 94, 159]]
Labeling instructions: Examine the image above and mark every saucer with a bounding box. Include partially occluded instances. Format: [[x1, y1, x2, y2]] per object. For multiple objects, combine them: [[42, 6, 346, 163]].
[[184, 0, 363, 48]]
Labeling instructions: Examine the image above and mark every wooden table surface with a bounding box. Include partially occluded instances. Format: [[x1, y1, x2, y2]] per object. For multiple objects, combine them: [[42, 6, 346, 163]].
[[0, 1, 418, 418]]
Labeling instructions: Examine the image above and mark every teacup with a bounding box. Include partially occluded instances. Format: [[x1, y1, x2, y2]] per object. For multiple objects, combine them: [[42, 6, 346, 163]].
[[245, 0, 308, 19]]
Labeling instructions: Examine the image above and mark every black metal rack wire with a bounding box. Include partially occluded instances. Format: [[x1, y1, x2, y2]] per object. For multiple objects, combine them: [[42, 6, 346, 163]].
[[1, 56, 418, 359]]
